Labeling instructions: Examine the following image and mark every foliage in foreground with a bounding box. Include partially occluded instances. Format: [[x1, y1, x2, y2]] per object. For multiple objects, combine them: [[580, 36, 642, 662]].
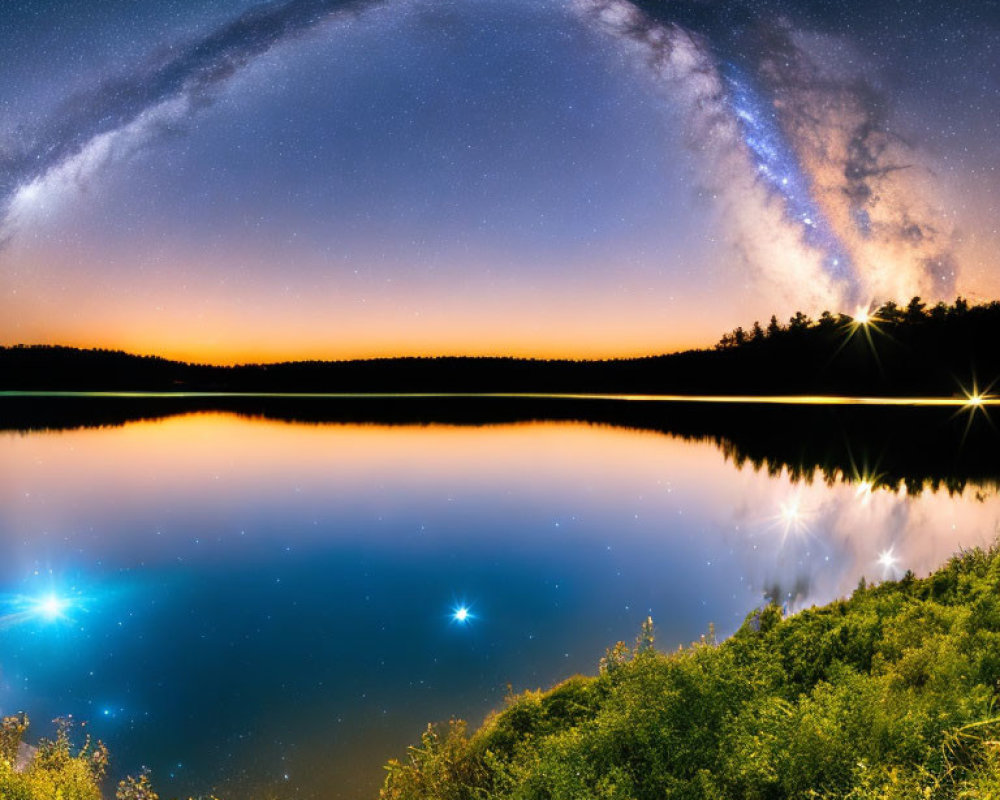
[[0, 715, 108, 800], [382, 547, 1000, 800], [0, 715, 215, 800]]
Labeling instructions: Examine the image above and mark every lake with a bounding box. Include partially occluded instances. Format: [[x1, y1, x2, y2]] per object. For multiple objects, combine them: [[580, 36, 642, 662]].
[[1, 398, 998, 798]]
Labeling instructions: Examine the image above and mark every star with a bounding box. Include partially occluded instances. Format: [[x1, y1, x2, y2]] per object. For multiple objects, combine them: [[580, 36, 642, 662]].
[[877, 547, 898, 576], [36, 594, 68, 620]]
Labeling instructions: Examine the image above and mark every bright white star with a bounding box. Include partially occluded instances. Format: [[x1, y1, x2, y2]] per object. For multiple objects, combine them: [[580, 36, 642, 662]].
[[877, 547, 898, 576], [775, 495, 811, 541], [855, 480, 873, 501], [35, 594, 68, 620]]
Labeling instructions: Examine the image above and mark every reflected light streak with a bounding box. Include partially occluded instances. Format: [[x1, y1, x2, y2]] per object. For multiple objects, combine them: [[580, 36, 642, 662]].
[[3, 390, 1000, 407]]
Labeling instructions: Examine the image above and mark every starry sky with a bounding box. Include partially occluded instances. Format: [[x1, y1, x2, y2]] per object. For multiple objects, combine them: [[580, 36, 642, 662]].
[[1, 0, 999, 363]]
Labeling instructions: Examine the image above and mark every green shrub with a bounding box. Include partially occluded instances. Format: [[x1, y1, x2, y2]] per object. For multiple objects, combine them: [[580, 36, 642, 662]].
[[0, 716, 106, 800]]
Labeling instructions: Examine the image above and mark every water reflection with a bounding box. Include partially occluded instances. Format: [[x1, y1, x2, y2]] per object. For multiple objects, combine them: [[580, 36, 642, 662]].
[[0, 412, 998, 798], [2, 394, 998, 494]]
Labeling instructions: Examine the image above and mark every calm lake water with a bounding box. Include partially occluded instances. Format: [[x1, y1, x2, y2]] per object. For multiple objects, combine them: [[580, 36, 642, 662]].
[[1, 409, 999, 798]]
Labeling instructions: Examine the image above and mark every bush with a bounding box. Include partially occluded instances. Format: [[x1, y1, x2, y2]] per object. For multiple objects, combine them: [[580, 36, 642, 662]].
[[0, 716, 106, 800]]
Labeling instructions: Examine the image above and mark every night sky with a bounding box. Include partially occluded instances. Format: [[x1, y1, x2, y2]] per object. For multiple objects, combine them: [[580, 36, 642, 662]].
[[2, 0, 998, 363]]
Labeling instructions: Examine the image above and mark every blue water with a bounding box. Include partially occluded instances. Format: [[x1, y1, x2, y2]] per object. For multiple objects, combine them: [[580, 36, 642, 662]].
[[1, 414, 997, 798]]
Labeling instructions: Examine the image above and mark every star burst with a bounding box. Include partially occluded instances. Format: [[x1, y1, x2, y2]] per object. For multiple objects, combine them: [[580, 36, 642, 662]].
[[0, 589, 85, 630], [954, 377, 998, 445], [772, 493, 814, 543], [877, 546, 900, 577]]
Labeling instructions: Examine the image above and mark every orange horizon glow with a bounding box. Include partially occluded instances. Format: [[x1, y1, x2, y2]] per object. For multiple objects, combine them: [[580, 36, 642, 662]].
[[5, 228, 1000, 367], [0, 245, 784, 366], [0, 330, 715, 367], [5, 255, 1000, 366]]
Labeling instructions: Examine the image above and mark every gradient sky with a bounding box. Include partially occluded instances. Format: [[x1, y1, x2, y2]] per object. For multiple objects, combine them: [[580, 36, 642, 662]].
[[1, 0, 998, 363]]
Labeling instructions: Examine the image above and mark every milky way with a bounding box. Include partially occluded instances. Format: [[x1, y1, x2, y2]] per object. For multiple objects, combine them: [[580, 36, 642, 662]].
[[577, 0, 998, 308], [1, 0, 387, 237], [1, 0, 998, 360]]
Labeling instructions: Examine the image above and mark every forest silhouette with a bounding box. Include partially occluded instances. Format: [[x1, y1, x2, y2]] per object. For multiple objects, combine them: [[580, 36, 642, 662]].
[[2, 297, 998, 397], [3, 296, 999, 496]]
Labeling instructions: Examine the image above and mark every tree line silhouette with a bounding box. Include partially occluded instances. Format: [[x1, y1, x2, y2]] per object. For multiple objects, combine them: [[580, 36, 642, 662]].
[[1, 297, 997, 396], [715, 296, 988, 350]]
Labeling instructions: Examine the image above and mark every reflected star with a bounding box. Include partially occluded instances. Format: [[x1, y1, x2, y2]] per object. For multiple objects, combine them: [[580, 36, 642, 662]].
[[450, 604, 475, 625], [877, 546, 899, 577], [854, 478, 878, 507], [0, 588, 87, 630], [36, 594, 69, 621], [772, 494, 813, 543], [847, 458, 886, 503]]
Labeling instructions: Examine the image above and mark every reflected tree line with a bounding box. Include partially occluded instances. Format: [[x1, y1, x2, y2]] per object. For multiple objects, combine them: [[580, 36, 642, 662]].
[[1, 395, 997, 497]]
